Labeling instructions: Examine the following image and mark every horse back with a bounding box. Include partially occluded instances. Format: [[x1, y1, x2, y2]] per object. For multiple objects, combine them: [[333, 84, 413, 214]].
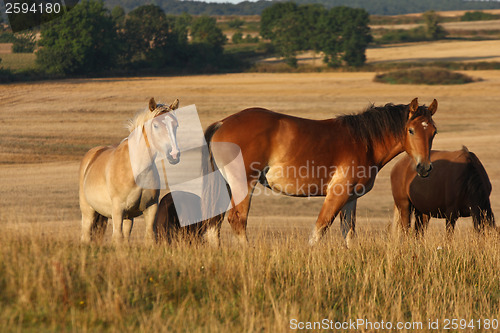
[[211, 108, 351, 175]]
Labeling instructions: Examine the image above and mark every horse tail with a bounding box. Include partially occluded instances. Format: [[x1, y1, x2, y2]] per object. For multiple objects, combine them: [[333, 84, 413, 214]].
[[201, 121, 230, 241], [462, 147, 495, 229]]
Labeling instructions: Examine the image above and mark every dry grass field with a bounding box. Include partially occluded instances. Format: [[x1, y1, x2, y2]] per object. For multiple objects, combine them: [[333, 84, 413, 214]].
[[1, 70, 500, 331], [367, 40, 500, 64], [371, 18, 500, 31], [261, 39, 500, 67]]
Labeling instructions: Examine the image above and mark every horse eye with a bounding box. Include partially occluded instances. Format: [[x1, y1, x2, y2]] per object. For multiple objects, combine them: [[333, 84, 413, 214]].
[[153, 123, 158, 129], [408, 128, 415, 135]]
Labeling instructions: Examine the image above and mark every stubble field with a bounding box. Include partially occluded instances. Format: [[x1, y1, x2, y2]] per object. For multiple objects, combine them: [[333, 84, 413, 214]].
[[0, 70, 499, 331]]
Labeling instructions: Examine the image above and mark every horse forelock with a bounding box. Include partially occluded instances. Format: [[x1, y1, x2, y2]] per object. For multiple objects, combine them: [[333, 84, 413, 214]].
[[409, 105, 435, 122], [126, 104, 173, 133]]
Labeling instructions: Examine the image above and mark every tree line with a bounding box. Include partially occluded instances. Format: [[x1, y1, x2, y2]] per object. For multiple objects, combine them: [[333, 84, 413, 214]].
[[101, 0, 500, 16], [261, 2, 372, 67], [36, 0, 233, 75]]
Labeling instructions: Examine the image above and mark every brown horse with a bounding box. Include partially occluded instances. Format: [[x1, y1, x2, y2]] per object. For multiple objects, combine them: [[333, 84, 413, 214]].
[[391, 147, 495, 236], [155, 191, 206, 242], [79, 98, 180, 244], [201, 98, 438, 246]]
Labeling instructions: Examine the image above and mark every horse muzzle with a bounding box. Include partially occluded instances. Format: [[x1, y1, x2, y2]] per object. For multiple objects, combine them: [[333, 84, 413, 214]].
[[167, 148, 180, 165], [416, 162, 432, 178]]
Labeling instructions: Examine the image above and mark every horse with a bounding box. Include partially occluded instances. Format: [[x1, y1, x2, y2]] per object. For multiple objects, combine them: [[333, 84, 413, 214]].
[[155, 191, 206, 243], [201, 98, 438, 246], [79, 98, 181, 244], [391, 147, 495, 236]]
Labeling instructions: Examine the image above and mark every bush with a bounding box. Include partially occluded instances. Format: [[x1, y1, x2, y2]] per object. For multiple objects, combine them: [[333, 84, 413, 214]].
[[377, 27, 429, 44], [374, 67, 479, 85], [0, 32, 16, 43], [12, 33, 36, 53], [232, 32, 244, 44], [461, 11, 500, 21], [227, 18, 244, 29], [245, 34, 259, 43]]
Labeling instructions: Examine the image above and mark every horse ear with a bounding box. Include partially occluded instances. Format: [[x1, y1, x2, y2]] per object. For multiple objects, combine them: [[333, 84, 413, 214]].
[[409, 97, 419, 117], [149, 97, 157, 112], [169, 99, 179, 110], [428, 99, 438, 115]]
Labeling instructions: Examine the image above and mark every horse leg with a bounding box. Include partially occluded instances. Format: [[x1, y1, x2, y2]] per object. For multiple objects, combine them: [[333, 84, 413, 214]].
[[445, 217, 457, 238], [122, 219, 134, 242], [471, 206, 494, 232], [226, 185, 255, 245], [414, 210, 429, 238], [81, 211, 97, 244], [392, 200, 412, 237], [111, 204, 125, 244], [142, 203, 159, 244], [80, 197, 100, 243], [340, 200, 357, 248], [93, 214, 108, 242], [309, 182, 351, 246]]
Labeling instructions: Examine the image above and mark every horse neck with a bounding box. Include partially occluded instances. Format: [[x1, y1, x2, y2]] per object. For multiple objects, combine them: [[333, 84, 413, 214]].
[[126, 126, 157, 174], [370, 134, 404, 168]]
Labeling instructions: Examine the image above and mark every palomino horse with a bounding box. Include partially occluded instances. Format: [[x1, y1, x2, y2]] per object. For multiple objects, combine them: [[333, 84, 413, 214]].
[[202, 98, 438, 246], [79, 98, 180, 244], [391, 147, 495, 236], [155, 191, 206, 243]]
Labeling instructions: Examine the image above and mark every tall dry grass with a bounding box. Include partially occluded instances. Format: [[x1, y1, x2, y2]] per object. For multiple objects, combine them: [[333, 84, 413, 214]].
[[0, 225, 498, 332]]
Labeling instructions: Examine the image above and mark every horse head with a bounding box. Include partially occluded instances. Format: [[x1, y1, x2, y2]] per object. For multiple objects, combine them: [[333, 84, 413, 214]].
[[403, 98, 438, 178], [147, 97, 181, 165]]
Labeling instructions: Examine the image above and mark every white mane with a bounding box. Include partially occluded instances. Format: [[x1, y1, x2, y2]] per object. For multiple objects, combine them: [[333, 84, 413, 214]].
[[126, 104, 169, 133]]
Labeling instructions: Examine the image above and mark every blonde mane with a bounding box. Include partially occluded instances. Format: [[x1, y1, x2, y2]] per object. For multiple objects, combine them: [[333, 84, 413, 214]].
[[126, 104, 169, 133]]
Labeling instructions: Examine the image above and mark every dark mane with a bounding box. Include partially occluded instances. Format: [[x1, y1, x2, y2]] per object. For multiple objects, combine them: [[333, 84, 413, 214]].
[[338, 103, 433, 149]]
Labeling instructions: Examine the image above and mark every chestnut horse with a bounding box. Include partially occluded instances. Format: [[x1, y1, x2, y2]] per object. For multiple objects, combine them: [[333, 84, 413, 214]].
[[155, 191, 206, 242], [391, 147, 495, 236], [202, 98, 438, 246], [79, 98, 180, 244]]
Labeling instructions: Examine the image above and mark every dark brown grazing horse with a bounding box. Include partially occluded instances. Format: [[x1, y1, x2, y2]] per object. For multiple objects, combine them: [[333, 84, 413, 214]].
[[201, 98, 438, 246], [391, 147, 495, 236], [155, 191, 207, 242]]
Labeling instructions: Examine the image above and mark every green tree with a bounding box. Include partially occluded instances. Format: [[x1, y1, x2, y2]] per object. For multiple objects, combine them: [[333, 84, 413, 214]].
[[190, 16, 226, 54], [121, 5, 186, 68], [111, 5, 126, 27], [300, 4, 326, 52], [319, 7, 371, 67], [36, 0, 119, 74], [188, 16, 227, 70], [260, 2, 298, 40], [272, 11, 304, 67], [167, 12, 192, 46], [423, 10, 447, 40]]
